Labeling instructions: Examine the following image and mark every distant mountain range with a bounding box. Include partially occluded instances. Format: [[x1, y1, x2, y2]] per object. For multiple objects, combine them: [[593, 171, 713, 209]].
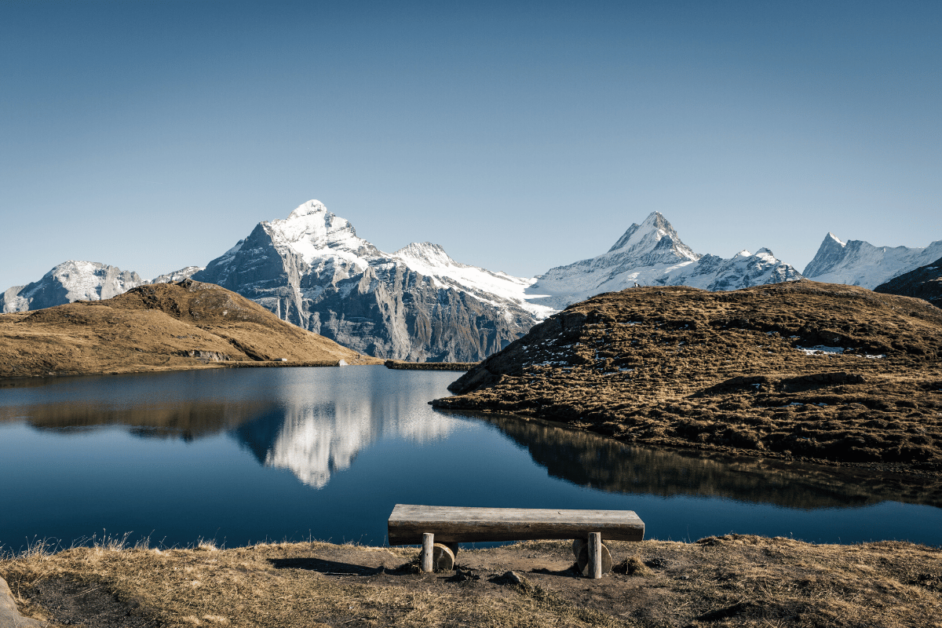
[[1, 261, 202, 314], [527, 212, 801, 310], [190, 200, 552, 361], [3, 200, 938, 360]]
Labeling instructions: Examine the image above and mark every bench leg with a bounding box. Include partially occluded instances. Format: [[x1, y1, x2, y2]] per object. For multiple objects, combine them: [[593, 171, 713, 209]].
[[588, 532, 603, 579], [575, 536, 613, 577], [421, 533, 434, 573]]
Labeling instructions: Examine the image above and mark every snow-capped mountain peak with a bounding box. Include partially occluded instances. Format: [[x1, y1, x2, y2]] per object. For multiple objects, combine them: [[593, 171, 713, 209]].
[[804, 232, 942, 288], [148, 266, 204, 284], [606, 212, 698, 261], [826, 232, 845, 247], [2, 261, 143, 313], [527, 212, 801, 310], [287, 199, 329, 219], [263, 200, 378, 267], [754, 248, 777, 263], [601, 213, 700, 270], [192, 199, 554, 360], [395, 242, 458, 268], [391, 241, 554, 320]]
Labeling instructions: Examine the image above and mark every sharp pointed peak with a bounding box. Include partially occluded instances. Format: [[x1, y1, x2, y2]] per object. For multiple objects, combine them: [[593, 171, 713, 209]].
[[825, 232, 846, 247], [641, 211, 669, 224], [287, 199, 329, 219], [606, 211, 692, 259]]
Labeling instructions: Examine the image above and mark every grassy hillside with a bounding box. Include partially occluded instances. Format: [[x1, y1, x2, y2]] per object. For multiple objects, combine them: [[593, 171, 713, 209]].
[[0, 279, 380, 378], [436, 281, 942, 473]]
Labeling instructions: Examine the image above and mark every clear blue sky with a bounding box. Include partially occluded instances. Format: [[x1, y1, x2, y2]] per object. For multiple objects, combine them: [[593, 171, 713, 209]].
[[2, 0, 940, 288]]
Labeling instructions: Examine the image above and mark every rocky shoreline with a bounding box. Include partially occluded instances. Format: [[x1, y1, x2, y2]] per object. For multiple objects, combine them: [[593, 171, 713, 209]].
[[384, 360, 478, 371]]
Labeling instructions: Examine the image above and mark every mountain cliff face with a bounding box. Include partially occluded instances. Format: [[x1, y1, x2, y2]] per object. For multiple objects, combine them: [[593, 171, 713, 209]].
[[193, 200, 552, 361], [803, 233, 942, 288], [526, 212, 801, 310], [874, 256, 942, 307], [1, 261, 144, 313]]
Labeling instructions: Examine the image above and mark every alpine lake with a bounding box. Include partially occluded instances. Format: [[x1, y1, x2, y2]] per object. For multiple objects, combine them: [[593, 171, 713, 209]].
[[1, 366, 940, 554]]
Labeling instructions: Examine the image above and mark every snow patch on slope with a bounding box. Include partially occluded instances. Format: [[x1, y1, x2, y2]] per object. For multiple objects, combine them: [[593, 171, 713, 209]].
[[394, 242, 554, 320]]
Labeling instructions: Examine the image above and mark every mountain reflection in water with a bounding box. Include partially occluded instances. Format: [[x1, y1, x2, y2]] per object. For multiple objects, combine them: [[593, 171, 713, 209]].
[[455, 412, 942, 510], [235, 400, 455, 488], [1, 368, 937, 510]]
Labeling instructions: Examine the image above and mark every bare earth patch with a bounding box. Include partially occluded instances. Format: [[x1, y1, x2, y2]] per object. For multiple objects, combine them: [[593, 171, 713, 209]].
[[1, 537, 940, 627]]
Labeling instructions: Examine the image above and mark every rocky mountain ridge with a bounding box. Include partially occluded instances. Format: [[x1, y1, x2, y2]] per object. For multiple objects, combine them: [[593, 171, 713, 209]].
[[2, 262, 206, 314], [527, 212, 802, 310], [803, 232, 942, 288], [191, 200, 552, 361], [4, 200, 938, 361], [2, 261, 143, 314]]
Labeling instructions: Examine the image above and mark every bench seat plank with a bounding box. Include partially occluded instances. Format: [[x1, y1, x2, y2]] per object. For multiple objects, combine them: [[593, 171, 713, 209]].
[[387, 504, 644, 545]]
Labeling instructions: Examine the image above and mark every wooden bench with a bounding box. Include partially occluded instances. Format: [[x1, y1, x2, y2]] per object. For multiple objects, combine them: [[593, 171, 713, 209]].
[[387, 504, 645, 579]]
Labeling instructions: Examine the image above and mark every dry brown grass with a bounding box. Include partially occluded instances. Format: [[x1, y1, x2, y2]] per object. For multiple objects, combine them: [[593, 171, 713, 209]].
[[0, 280, 381, 379], [2, 536, 940, 627], [437, 282, 942, 475]]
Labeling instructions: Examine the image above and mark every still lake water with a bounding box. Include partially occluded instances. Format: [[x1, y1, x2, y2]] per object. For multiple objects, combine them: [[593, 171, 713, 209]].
[[1, 366, 940, 553]]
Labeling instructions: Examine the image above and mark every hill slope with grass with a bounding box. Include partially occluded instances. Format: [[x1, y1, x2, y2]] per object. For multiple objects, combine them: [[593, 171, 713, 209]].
[[434, 281, 942, 473], [0, 279, 378, 379]]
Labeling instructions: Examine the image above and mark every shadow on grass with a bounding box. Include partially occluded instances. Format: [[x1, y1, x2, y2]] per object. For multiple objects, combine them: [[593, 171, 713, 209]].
[[530, 565, 581, 578], [268, 557, 386, 576]]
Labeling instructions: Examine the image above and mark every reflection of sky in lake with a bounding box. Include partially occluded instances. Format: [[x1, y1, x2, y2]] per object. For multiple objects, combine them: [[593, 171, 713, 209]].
[[1, 367, 940, 552]]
